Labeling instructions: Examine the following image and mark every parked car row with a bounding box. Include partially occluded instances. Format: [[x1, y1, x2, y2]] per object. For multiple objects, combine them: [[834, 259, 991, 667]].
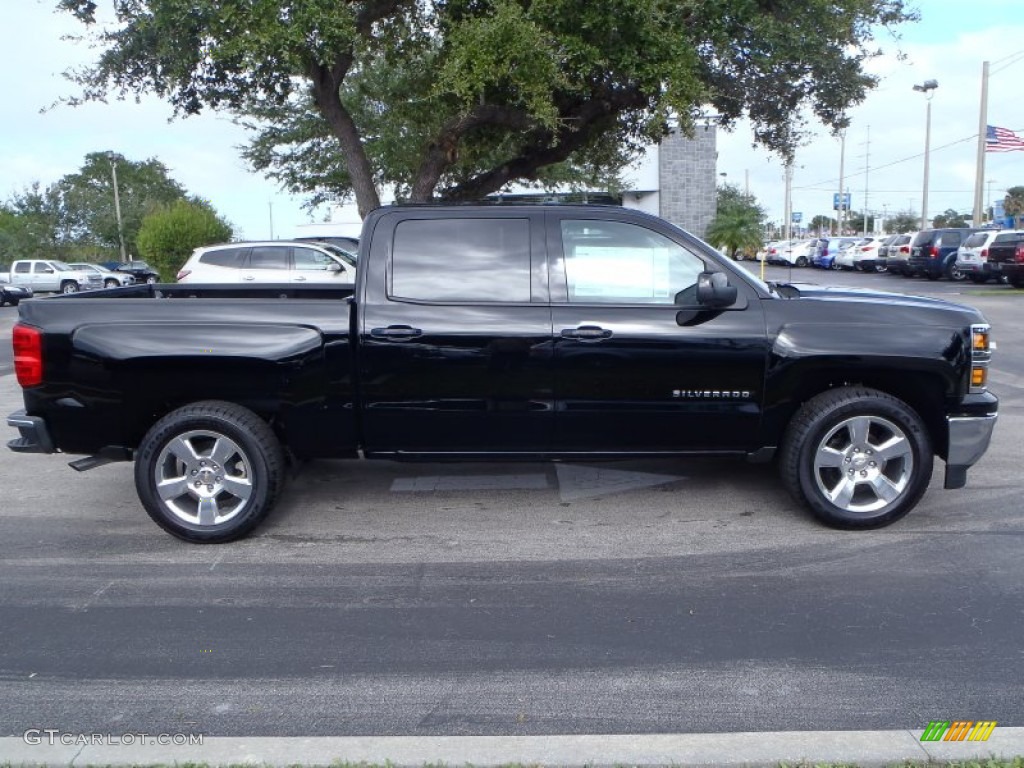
[[755, 227, 1024, 288], [0, 259, 163, 297]]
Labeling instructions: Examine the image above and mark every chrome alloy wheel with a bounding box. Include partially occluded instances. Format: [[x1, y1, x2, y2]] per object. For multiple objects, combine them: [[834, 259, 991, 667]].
[[154, 430, 253, 527], [812, 415, 913, 514]]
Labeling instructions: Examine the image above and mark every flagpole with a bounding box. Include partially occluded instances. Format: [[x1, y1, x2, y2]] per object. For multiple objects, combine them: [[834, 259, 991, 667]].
[[973, 61, 989, 225]]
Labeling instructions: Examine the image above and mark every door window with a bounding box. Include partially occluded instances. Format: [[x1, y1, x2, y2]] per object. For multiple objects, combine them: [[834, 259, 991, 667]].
[[293, 247, 339, 271], [14, 263, 30, 273], [559, 220, 705, 304], [200, 248, 246, 268], [246, 247, 289, 270], [391, 218, 531, 303]]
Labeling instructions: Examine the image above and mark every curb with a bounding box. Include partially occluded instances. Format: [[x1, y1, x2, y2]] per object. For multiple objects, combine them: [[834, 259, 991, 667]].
[[2, 728, 1023, 767]]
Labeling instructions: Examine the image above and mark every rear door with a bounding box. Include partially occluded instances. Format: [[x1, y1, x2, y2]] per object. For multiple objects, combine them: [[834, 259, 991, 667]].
[[239, 246, 290, 283], [10, 262, 32, 289], [358, 210, 554, 454], [547, 212, 768, 453]]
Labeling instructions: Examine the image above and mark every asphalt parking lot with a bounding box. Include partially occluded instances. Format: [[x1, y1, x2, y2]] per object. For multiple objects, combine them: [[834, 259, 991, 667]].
[[0, 270, 1021, 739]]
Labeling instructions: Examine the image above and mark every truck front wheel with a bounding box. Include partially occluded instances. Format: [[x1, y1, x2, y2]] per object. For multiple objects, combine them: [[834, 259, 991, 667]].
[[60, 281, 79, 294], [134, 401, 285, 543], [780, 387, 933, 529]]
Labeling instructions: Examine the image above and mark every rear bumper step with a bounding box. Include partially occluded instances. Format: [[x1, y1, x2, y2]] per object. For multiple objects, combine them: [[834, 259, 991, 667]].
[[6, 411, 55, 454]]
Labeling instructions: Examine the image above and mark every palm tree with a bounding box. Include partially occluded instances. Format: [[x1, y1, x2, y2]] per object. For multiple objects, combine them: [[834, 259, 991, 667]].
[[1004, 187, 1024, 228], [705, 207, 764, 260]]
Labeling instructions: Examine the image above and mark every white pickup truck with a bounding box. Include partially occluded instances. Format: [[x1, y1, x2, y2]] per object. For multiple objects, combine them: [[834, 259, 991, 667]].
[[8, 260, 103, 294]]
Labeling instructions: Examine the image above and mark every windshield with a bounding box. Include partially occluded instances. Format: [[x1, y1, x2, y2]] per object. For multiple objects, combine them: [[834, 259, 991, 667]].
[[322, 244, 357, 268]]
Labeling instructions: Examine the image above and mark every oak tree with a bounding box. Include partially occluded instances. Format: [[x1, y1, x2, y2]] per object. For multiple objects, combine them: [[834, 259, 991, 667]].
[[58, 0, 916, 217]]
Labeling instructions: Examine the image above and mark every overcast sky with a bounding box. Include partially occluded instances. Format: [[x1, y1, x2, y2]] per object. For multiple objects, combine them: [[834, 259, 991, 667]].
[[2, 1, 1023, 240]]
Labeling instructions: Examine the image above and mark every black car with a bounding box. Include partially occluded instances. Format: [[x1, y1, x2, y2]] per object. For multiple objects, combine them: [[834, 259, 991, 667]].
[[0, 281, 33, 306], [906, 228, 981, 281], [112, 260, 161, 284]]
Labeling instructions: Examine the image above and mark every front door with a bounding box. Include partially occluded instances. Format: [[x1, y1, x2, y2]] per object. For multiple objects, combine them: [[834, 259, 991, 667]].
[[548, 213, 768, 453], [358, 210, 554, 455]]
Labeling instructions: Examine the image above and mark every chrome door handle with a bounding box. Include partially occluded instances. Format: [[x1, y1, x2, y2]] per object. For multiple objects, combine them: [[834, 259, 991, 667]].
[[242, 275, 255, 281], [561, 325, 613, 340], [370, 325, 423, 340]]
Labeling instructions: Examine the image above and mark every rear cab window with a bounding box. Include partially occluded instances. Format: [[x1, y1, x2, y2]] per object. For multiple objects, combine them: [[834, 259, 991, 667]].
[[390, 218, 532, 303]]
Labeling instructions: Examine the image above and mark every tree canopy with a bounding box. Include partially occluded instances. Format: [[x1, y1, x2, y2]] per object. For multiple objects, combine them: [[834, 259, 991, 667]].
[[137, 198, 234, 278], [931, 208, 968, 229], [58, 0, 916, 217], [886, 210, 920, 234], [1, 153, 218, 262]]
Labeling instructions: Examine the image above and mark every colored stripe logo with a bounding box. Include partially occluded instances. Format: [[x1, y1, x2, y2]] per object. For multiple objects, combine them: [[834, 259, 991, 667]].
[[921, 721, 997, 742]]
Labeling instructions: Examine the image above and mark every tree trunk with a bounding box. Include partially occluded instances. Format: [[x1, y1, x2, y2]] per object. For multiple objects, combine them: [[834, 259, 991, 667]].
[[309, 64, 380, 218]]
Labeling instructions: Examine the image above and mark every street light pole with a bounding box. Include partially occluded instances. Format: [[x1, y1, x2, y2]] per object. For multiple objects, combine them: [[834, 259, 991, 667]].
[[108, 154, 127, 262], [913, 79, 939, 230]]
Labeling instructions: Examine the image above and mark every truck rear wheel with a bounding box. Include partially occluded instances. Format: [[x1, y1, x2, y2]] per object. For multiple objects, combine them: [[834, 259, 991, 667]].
[[134, 401, 285, 543], [780, 387, 932, 529]]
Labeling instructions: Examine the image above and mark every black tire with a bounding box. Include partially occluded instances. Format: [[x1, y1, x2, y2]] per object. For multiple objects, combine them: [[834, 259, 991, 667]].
[[969, 274, 987, 284], [924, 271, 939, 281], [104, 279, 119, 288], [134, 401, 285, 543], [945, 262, 966, 281], [780, 387, 933, 529], [146, 275, 158, 284], [795, 256, 808, 267], [60, 281, 79, 294], [1010, 276, 1024, 289], [830, 260, 843, 271]]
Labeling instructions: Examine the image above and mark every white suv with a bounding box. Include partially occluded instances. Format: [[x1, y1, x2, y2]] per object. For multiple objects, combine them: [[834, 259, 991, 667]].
[[177, 241, 356, 284], [955, 229, 1021, 284]]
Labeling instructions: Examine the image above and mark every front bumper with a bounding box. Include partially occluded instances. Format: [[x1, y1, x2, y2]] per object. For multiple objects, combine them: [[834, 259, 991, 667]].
[[944, 411, 998, 489], [6, 410, 55, 454]]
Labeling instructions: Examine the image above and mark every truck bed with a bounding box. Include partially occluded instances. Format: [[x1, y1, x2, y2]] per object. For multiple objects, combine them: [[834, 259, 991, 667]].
[[15, 284, 358, 458]]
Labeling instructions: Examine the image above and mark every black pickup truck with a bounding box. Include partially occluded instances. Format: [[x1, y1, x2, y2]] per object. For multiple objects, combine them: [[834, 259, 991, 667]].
[[985, 230, 1024, 287], [7, 205, 998, 542]]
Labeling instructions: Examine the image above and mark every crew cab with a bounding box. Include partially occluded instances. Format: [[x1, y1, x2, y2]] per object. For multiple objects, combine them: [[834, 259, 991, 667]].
[[6, 205, 999, 542], [985, 230, 1024, 288]]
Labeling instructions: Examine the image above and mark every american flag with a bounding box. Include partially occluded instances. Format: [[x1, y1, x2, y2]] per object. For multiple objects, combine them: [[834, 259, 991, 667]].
[[986, 125, 1024, 152]]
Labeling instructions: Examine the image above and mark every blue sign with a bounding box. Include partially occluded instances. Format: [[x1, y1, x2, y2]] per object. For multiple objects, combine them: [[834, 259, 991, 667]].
[[833, 193, 852, 211], [792, 212, 803, 223]]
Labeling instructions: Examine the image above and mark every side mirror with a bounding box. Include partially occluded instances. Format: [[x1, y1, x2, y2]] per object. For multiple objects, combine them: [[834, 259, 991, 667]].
[[329, 261, 343, 272], [696, 271, 738, 308]]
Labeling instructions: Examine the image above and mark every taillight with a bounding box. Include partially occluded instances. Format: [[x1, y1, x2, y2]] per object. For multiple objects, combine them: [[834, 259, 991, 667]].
[[900, 246, 909, 253], [12, 324, 43, 388], [1015, 245, 1024, 264], [981, 249, 988, 257], [970, 324, 992, 394], [861, 246, 871, 251], [930, 246, 939, 257], [176, 269, 191, 280]]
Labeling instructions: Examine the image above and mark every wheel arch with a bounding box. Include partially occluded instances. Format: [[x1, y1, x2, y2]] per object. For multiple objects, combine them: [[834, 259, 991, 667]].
[[765, 367, 950, 460]]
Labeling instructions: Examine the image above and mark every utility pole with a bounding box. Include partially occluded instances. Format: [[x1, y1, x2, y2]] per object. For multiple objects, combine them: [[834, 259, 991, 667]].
[[837, 132, 846, 235], [268, 201, 275, 240], [973, 61, 989, 226], [862, 125, 870, 235], [913, 79, 939, 230], [109, 154, 127, 262]]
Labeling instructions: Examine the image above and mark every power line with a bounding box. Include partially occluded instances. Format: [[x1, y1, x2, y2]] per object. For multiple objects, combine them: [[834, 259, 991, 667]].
[[793, 132, 979, 191]]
